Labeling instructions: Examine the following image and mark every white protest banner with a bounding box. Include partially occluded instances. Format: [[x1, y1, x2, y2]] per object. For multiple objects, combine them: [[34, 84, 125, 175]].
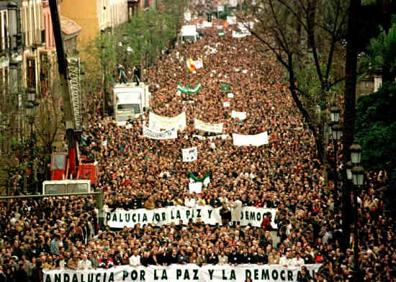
[[182, 147, 198, 162], [107, 205, 221, 228], [43, 264, 322, 282], [106, 206, 277, 229], [223, 101, 230, 108], [227, 16, 237, 25], [227, 93, 234, 98], [197, 21, 213, 29], [194, 119, 224, 134], [149, 112, 186, 131], [239, 206, 277, 229], [143, 126, 177, 140], [231, 110, 247, 120], [193, 134, 230, 141], [229, 0, 238, 7], [189, 182, 202, 193], [232, 30, 249, 39], [233, 131, 269, 146]]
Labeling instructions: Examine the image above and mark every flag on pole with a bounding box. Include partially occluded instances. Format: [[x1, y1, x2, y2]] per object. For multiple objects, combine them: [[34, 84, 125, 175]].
[[187, 58, 197, 73]]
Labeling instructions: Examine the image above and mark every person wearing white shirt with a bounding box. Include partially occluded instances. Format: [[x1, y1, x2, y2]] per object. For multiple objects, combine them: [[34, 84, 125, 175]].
[[184, 195, 196, 208], [279, 254, 289, 266], [129, 250, 141, 266], [290, 253, 305, 266], [78, 254, 92, 270]]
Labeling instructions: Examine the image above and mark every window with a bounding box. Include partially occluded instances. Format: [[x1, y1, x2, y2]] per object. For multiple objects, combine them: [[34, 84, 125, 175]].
[[3, 12, 8, 50], [117, 103, 140, 113], [26, 57, 36, 91], [0, 11, 3, 52], [51, 154, 66, 170], [40, 52, 49, 97]]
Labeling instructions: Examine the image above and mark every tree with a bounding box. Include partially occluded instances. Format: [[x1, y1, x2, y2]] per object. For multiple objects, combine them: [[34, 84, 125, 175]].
[[364, 20, 396, 82], [81, 1, 184, 116], [34, 91, 62, 155], [355, 82, 396, 171], [243, 0, 348, 164], [355, 82, 396, 215]]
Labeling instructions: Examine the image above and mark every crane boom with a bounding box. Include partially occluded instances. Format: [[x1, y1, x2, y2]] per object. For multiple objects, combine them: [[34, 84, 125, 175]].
[[48, 0, 73, 127], [48, 0, 78, 177], [47, 0, 98, 185]]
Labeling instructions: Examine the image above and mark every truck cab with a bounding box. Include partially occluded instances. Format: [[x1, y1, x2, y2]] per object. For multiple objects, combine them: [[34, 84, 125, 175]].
[[180, 25, 199, 43], [113, 82, 151, 125]]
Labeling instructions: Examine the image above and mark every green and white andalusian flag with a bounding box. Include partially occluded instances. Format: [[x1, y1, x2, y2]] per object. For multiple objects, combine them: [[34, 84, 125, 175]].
[[177, 83, 202, 95], [220, 82, 231, 92], [188, 171, 211, 186], [188, 171, 211, 193]]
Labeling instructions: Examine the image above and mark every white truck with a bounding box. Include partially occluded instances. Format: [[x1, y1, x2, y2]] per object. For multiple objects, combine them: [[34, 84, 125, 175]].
[[112, 82, 151, 125], [180, 25, 199, 43]]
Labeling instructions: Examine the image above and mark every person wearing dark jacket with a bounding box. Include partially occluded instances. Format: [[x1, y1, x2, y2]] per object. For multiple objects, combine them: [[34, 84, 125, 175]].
[[14, 261, 28, 282], [228, 249, 239, 265], [219, 204, 232, 226], [167, 249, 179, 265]]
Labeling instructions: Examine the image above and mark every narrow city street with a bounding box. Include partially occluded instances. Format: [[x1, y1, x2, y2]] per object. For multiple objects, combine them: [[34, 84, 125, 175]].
[[0, 1, 395, 282]]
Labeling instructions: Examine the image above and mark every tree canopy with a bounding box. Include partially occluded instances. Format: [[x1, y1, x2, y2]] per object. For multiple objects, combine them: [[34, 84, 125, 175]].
[[355, 82, 396, 172]]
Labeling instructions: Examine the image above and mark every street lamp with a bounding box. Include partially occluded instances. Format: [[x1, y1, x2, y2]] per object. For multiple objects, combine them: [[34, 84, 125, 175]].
[[331, 123, 342, 140], [330, 105, 341, 123], [346, 161, 353, 181], [350, 138, 364, 282], [352, 166, 364, 187], [331, 123, 342, 210], [350, 143, 362, 165]]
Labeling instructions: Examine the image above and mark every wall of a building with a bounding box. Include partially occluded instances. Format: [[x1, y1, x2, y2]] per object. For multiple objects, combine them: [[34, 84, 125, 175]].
[[60, 0, 98, 48], [21, 0, 44, 96], [109, 0, 129, 28]]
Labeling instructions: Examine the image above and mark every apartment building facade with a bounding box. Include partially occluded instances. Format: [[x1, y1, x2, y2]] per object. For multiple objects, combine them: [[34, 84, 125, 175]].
[[61, 0, 130, 49]]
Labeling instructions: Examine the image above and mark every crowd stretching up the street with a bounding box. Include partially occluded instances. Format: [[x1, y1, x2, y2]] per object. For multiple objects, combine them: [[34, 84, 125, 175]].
[[0, 18, 395, 282]]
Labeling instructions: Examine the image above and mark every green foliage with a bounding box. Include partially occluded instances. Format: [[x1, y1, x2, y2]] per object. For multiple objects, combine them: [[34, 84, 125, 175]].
[[364, 20, 396, 77], [355, 82, 396, 171], [115, 2, 181, 68]]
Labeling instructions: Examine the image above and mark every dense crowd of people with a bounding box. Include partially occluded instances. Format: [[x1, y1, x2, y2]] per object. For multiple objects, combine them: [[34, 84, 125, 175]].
[[0, 11, 395, 282]]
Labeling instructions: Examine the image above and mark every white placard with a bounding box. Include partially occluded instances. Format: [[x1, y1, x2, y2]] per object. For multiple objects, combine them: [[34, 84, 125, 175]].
[[227, 16, 237, 25], [232, 131, 269, 146], [182, 147, 198, 162], [231, 110, 247, 120], [223, 101, 230, 108]]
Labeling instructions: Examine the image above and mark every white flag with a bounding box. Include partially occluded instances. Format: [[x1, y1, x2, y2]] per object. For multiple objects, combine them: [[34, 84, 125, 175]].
[[189, 182, 202, 193]]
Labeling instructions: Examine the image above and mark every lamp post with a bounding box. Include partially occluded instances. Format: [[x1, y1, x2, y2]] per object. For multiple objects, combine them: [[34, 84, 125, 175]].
[[330, 105, 341, 123], [330, 105, 341, 211], [350, 143, 362, 165], [331, 123, 342, 210], [350, 142, 363, 282]]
